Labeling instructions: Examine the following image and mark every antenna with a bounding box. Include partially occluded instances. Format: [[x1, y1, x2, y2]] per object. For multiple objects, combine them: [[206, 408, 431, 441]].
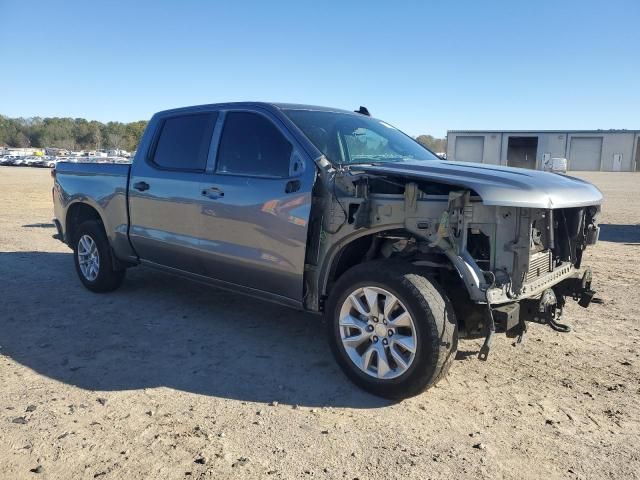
[[354, 106, 371, 117]]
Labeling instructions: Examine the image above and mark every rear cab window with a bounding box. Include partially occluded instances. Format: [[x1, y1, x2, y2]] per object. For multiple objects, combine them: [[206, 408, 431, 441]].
[[216, 112, 293, 177], [151, 113, 218, 171]]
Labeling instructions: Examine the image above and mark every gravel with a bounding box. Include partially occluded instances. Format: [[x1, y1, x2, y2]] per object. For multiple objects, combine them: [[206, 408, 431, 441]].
[[0, 168, 639, 479]]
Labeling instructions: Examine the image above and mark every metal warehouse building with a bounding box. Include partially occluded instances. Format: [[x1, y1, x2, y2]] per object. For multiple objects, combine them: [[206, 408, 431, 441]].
[[446, 130, 640, 171]]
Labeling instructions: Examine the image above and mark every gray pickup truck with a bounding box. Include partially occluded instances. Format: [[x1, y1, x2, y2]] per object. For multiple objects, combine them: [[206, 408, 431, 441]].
[[52, 102, 602, 399]]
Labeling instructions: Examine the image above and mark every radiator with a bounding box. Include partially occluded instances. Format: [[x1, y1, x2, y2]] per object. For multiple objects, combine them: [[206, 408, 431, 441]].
[[526, 250, 552, 282]]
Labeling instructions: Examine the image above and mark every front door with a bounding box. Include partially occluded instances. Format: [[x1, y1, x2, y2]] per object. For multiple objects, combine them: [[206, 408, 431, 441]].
[[128, 111, 218, 273], [613, 153, 622, 172], [198, 110, 314, 302]]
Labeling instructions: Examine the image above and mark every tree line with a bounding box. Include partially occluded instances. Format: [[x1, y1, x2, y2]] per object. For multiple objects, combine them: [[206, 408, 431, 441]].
[[415, 135, 447, 153], [0, 115, 147, 152], [1, 114, 447, 155]]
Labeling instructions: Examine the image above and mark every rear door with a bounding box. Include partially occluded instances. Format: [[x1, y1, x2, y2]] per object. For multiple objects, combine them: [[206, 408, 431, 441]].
[[128, 111, 218, 273], [197, 109, 315, 302]]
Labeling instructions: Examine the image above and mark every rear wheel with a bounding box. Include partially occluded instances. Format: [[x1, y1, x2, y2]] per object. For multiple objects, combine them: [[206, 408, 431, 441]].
[[326, 262, 457, 399], [73, 220, 125, 292]]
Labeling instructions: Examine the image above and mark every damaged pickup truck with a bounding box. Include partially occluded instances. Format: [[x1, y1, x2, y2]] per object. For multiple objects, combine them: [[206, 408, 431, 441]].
[[52, 103, 603, 399]]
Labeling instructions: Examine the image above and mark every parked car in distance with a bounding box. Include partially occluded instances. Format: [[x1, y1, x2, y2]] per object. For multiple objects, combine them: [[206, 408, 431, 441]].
[[25, 156, 45, 167], [52, 102, 603, 399]]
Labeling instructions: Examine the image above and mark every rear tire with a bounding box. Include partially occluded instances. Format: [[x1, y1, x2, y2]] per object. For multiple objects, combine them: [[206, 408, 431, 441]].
[[73, 220, 125, 293], [326, 261, 457, 399]]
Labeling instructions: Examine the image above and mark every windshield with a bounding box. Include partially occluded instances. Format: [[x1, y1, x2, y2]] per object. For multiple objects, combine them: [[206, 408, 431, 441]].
[[284, 109, 440, 165]]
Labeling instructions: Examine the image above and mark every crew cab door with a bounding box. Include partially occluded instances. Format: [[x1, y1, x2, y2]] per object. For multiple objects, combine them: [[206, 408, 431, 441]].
[[197, 109, 315, 302], [128, 111, 218, 273]]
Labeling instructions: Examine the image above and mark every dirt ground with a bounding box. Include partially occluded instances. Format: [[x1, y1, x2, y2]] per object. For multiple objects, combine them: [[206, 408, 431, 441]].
[[1, 167, 639, 480]]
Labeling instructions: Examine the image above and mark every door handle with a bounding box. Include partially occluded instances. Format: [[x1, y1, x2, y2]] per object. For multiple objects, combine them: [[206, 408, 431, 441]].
[[202, 186, 224, 199], [285, 180, 301, 194], [133, 181, 150, 192]]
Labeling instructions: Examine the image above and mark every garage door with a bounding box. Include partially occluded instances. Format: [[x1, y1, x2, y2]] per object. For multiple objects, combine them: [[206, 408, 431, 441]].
[[455, 136, 484, 163], [569, 137, 602, 171]]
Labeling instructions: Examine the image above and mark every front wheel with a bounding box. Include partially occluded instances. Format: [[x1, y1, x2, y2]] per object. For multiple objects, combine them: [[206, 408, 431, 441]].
[[73, 220, 125, 293], [326, 262, 457, 399]]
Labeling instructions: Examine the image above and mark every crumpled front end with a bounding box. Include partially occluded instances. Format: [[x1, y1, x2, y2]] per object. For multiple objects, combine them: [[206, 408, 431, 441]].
[[309, 162, 602, 359], [397, 186, 601, 355], [436, 193, 601, 306]]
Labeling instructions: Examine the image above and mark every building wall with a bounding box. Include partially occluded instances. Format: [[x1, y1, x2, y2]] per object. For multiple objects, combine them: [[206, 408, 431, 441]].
[[532, 133, 568, 168], [587, 132, 635, 171], [447, 131, 640, 171]]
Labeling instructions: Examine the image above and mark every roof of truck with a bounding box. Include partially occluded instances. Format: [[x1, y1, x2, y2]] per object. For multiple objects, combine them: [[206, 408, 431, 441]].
[[273, 103, 356, 114], [155, 102, 358, 116]]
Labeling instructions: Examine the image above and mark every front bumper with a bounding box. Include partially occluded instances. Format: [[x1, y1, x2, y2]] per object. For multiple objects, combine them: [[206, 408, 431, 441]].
[[492, 268, 595, 336], [486, 262, 578, 305]]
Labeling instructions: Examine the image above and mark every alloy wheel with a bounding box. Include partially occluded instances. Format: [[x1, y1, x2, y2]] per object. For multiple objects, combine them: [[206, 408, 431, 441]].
[[338, 286, 417, 379]]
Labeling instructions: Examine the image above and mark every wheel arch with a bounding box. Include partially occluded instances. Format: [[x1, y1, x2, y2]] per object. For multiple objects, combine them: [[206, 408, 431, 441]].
[[65, 201, 106, 246], [320, 225, 427, 301], [318, 226, 466, 311]]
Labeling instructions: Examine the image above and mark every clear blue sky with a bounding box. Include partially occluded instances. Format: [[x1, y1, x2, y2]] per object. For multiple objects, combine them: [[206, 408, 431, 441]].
[[1, 0, 638, 137]]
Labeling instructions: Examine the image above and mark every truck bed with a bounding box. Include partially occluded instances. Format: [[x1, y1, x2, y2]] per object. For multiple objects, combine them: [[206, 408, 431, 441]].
[[53, 161, 134, 260]]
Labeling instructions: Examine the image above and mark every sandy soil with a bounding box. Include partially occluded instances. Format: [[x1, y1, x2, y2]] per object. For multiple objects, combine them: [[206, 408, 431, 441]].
[[1, 167, 639, 480]]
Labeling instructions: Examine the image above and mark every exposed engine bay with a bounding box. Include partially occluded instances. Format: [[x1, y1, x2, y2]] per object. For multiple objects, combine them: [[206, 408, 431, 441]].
[[305, 166, 601, 359]]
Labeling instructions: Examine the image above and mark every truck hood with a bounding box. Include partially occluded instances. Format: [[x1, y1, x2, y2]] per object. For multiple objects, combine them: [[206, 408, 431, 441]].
[[355, 160, 603, 209]]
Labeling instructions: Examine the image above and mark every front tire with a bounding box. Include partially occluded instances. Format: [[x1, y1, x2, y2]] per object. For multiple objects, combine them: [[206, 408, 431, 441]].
[[326, 262, 457, 399], [73, 220, 125, 293]]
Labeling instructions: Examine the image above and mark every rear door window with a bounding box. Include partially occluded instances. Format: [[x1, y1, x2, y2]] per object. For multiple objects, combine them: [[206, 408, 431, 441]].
[[216, 112, 292, 177], [152, 113, 218, 171]]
